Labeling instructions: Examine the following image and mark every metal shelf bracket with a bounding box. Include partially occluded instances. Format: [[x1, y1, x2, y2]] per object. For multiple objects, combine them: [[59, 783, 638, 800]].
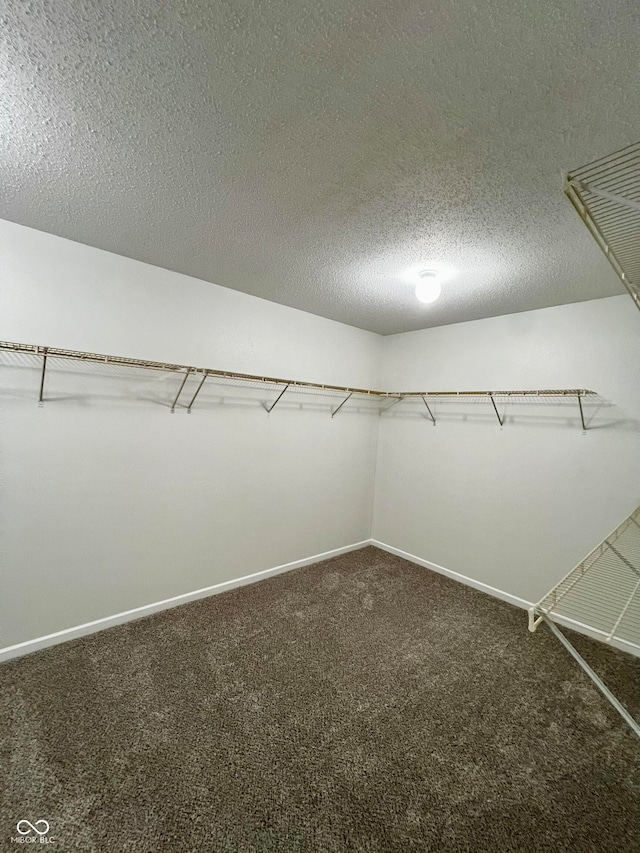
[[577, 393, 587, 433], [266, 384, 289, 414], [38, 347, 47, 406], [542, 617, 640, 740], [421, 395, 436, 425], [186, 373, 208, 414], [573, 179, 640, 215], [528, 505, 640, 739], [170, 370, 191, 413], [331, 392, 352, 418], [489, 394, 503, 427]]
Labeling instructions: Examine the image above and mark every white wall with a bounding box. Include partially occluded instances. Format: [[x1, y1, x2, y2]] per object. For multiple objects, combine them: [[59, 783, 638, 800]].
[[0, 220, 383, 650], [2, 218, 638, 655], [372, 295, 640, 604]]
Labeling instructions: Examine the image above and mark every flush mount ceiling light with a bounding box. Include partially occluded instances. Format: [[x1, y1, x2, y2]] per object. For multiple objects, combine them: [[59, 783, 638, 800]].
[[400, 263, 456, 305], [415, 269, 442, 304]]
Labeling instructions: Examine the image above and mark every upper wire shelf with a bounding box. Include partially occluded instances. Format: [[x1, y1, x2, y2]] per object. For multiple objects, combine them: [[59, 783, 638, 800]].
[[0, 340, 597, 426], [565, 140, 640, 312]]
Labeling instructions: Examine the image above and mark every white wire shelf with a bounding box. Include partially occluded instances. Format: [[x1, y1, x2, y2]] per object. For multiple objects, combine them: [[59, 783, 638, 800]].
[[528, 506, 640, 738], [0, 340, 598, 424], [529, 507, 640, 651], [565, 141, 640, 312]]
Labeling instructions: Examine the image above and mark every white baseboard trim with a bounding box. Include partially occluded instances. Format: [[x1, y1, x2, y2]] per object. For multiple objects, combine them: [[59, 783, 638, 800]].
[[370, 540, 640, 658], [370, 539, 532, 609], [0, 540, 371, 663], [5, 539, 637, 664]]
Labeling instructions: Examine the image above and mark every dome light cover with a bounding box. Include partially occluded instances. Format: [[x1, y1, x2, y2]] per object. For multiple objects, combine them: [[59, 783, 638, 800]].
[[415, 269, 441, 304]]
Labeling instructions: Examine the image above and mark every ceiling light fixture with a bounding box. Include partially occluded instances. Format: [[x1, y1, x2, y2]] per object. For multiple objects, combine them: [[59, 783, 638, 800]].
[[415, 269, 441, 304]]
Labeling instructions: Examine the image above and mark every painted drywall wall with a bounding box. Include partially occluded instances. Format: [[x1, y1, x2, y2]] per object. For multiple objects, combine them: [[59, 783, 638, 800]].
[[1, 220, 382, 382], [3, 217, 638, 654], [372, 295, 640, 604], [0, 219, 383, 649]]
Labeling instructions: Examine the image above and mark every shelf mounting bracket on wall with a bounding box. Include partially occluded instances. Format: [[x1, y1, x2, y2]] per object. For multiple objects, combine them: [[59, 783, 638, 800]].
[[38, 347, 47, 406], [421, 395, 436, 425], [170, 370, 191, 413], [577, 393, 587, 433], [186, 373, 208, 414], [489, 394, 503, 427], [265, 384, 289, 414], [382, 396, 404, 413], [331, 392, 352, 418]]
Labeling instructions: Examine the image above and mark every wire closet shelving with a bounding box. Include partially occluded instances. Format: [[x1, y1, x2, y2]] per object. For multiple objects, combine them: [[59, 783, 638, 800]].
[[565, 140, 640, 312], [529, 506, 640, 739], [0, 340, 598, 428]]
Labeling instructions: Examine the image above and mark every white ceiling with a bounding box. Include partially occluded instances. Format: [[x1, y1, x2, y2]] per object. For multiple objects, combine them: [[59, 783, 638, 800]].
[[1, 1, 638, 335]]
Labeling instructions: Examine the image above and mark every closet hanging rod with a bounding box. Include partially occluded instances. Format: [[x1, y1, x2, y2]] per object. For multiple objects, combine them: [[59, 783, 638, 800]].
[[0, 340, 595, 400]]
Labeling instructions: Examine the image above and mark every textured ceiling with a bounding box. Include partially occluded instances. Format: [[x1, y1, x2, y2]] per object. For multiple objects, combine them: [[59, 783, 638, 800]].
[[1, 0, 638, 334]]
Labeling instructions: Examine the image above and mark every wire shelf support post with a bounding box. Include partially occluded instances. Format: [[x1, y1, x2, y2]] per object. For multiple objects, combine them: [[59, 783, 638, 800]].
[[170, 370, 191, 413], [265, 384, 289, 414], [577, 393, 587, 433], [528, 505, 640, 738], [186, 373, 208, 414], [542, 616, 640, 739], [38, 347, 47, 407], [421, 395, 436, 425], [489, 394, 503, 427], [331, 392, 353, 418]]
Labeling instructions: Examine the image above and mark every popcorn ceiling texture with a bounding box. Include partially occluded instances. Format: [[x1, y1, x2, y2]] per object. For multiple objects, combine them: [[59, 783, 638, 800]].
[[0, 0, 638, 334]]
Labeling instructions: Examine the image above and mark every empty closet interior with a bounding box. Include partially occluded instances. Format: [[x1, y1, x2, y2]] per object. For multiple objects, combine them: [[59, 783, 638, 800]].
[[1, 3, 639, 852]]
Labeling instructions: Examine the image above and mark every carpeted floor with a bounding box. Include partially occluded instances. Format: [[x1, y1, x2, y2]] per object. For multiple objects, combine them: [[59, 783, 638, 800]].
[[1, 545, 639, 852]]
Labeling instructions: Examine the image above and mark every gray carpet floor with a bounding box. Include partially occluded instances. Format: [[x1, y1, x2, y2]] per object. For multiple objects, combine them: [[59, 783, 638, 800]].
[[1, 545, 639, 852]]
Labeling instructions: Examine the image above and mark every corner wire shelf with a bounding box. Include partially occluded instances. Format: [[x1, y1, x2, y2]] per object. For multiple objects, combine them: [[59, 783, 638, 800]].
[[528, 506, 640, 739], [565, 140, 640, 312], [0, 340, 597, 427]]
